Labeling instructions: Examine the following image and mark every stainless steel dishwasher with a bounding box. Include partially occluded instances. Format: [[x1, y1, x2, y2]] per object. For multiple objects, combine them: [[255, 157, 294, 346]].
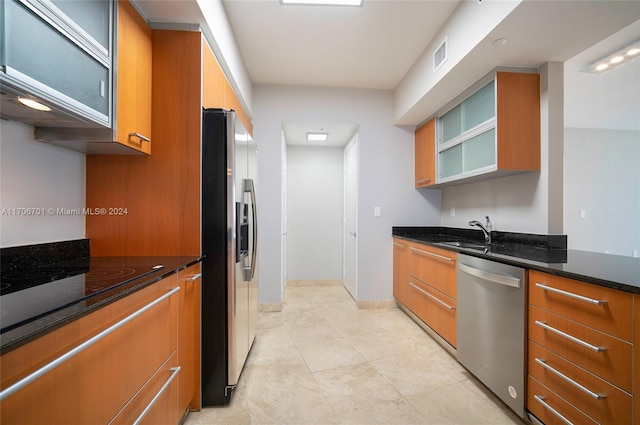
[[456, 254, 527, 420]]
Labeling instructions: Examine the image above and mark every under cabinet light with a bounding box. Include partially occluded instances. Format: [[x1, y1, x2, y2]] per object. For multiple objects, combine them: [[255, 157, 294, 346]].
[[583, 39, 640, 73], [307, 132, 329, 141], [17, 97, 51, 112], [281, 0, 363, 6]]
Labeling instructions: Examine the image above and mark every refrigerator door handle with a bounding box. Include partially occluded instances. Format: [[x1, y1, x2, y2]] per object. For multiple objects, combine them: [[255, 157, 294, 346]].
[[244, 178, 258, 281]]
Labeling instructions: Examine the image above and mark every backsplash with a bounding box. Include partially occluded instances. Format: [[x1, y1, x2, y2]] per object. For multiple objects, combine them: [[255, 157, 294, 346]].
[[0, 239, 90, 276]]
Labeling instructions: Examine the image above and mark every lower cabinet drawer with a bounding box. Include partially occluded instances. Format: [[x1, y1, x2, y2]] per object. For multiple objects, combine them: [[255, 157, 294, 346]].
[[528, 342, 632, 425], [409, 279, 456, 347], [529, 306, 633, 392], [110, 352, 181, 425], [0, 276, 179, 424], [528, 376, 598, 425], [529, 270, 633, 342], [409, 245, 457, 298]]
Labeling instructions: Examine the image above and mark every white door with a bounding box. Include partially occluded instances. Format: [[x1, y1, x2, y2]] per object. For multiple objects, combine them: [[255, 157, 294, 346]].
[[343, 136, 358, 298], [281, 133, 288, 298]]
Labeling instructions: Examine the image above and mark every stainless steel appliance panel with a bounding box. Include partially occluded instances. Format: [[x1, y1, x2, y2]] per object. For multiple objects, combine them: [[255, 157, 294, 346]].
[[456, 253, 526, 419], [201, 109, 258, 406]]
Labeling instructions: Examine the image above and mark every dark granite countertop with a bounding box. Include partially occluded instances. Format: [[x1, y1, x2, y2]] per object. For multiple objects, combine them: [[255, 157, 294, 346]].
[[1, 255, 201, 353], [393, 226, 640, 293]]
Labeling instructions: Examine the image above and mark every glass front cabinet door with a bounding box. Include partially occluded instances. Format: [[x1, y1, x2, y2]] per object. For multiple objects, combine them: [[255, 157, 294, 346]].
[[434, 71, 540, 186]]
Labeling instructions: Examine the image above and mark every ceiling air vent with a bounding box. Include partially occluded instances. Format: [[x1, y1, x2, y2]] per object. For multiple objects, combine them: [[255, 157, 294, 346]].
[[434, 37, 447, 73]]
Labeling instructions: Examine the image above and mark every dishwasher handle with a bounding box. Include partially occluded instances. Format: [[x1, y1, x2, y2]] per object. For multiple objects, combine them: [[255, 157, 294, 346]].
[[458, 262, 520, 288]]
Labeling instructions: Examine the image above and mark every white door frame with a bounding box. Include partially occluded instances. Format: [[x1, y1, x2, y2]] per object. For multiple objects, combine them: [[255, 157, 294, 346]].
[[343, 134, 358, 299]]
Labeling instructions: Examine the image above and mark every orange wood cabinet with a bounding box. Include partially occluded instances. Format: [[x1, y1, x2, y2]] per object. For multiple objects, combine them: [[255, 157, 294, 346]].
[[398, 242, 457, 347], [526, 270, 635, 424], [409, 244, 457, 299], [178, 263, 202, 413], [0, 275, 179, 424], [409, 278, 457, 346], [87, 31, 252, 257], [202, 37, 253, 134], [635, 295, 640, 425], [495, 71, 540, 171], [114, 0, 152, 154], [393, 238, 411, 307], [414, 118, 435, 188]]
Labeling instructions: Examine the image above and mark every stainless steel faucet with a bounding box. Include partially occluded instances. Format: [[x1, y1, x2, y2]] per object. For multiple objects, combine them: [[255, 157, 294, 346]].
[[469, 215, 492, 244]]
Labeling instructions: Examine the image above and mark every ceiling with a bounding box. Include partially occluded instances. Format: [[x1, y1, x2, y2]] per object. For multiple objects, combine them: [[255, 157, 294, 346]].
[[134, 0, 640, 143], [222, 0, 460, 147], [221, 0, 460, 90]]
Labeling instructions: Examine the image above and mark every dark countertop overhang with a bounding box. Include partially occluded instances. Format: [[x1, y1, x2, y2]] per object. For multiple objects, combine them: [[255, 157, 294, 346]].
[[0, 255, 201, 354], [393, 226, 640, 293]]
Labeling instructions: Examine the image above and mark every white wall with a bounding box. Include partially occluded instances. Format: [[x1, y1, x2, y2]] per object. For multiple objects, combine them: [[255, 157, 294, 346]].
[[439, 63, 564, 235], [394, 0, 521, 124], [286, 146, 343, 280], [564, 128, 640, 257], [253, 84, 441, 303], [0, 120, 86, 247]]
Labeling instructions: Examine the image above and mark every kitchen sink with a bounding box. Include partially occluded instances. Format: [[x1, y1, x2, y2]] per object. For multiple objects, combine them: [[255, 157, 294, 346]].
[[439, 241, 489, 250]]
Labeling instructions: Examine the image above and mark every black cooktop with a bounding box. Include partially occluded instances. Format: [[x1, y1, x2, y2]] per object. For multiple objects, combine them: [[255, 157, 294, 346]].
[[0, 258, 164, 333]]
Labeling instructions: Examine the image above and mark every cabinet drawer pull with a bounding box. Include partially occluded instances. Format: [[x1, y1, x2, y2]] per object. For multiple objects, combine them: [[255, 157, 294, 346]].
[[535, 283, 606, 305], [459, 263, 520, 288], [416, 178, 432, 184], [132, 366, 181, 425], [534, 358, 606, 399], [409, 282, 455, 310], [0, 287, 181, 402], [410, 247, 454, 263], [534, 321, 606, 352], [393, 242, 407, 249], [533, 395, 574, 425], [129, 132, 151, 143], [185, 273, 202, 282]]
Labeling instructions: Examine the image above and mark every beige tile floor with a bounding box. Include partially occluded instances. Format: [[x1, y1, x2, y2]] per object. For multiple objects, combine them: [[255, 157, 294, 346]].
[[184, 285, 526, 425]]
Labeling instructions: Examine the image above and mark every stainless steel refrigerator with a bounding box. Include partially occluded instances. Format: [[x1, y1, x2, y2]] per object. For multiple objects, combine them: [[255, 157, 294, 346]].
[[201, 108, 258, 406]]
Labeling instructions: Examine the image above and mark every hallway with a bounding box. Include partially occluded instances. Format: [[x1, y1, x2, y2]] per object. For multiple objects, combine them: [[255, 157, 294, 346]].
[[185, 284, 523, 425]]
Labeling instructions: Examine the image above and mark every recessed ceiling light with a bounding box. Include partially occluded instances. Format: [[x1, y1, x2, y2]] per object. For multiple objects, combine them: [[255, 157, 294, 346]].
[[307, 132, 329, 141], [281, 0, 363, 6], [492, 38, 508, 47], [17, 97, 51, 111]]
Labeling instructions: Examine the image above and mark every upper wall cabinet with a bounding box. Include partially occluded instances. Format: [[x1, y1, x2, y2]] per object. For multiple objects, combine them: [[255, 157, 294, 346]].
[[110, 0, 152, 154], [0, 0, 113, 125], [1, 0, 152, 154], [415, 118, 436, 188], [416, 70, 540, 188]]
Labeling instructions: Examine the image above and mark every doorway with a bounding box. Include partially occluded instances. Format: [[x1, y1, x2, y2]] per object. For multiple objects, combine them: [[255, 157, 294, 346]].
[[281, 123, 359, 297]]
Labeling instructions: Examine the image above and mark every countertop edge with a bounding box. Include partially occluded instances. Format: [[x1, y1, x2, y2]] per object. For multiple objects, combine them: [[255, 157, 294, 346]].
[[393, 234, 640, 294], [0, 257, 202, 354]]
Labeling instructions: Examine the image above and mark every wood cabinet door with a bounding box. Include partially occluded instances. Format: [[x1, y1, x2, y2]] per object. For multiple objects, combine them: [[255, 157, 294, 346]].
[[0, 276, 179, 424], [178, 263, 202, 412], [409, 279, 457, 347], [110, 352, 180, 425], [115, 0, 152, 154], [202, 37, 226, 109], [496, 71, 540, 171], [415, 118, 436, 188], [393, 239, 411, 306], [409, 244, 457, 298]]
